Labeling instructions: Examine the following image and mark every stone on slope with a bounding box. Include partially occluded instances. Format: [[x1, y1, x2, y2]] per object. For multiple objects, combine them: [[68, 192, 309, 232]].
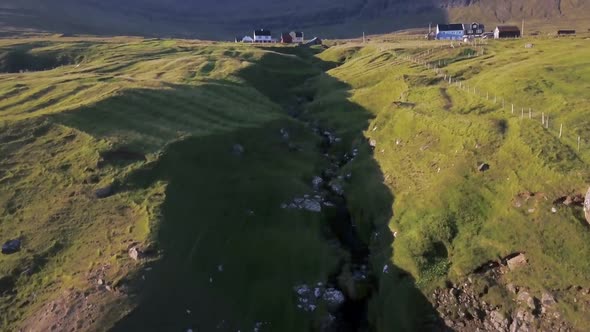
[[506, 253, 527, 270], [1, 239, 21, 254]]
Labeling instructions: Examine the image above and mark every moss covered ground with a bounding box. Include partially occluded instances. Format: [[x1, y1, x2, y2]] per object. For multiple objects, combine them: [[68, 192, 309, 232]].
[[1, 34, 590, 331]]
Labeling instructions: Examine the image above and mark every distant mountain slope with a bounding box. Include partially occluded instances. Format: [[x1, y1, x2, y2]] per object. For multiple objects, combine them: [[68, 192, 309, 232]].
[[1, 0, 589, 39]]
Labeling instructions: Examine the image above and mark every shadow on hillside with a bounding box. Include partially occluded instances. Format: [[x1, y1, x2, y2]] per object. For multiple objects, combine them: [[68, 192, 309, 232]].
[[51, 82, 282, 154], [2, 1, 449, 40], [50, 47, 444, 331]]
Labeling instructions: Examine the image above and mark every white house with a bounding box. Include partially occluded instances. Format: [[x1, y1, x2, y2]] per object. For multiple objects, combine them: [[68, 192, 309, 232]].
[[435, 23, 464, 40], [291, 31, 304, 43], [253, 29, 272, 43], [242, 36, 254, 43]]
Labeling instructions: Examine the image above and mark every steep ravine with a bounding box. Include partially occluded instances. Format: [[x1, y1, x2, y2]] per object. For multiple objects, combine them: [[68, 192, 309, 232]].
[[287, 86, 378, 331]]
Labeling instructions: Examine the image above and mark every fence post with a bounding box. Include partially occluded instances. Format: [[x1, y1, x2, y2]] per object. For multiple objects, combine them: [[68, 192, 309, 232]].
[[529, 108, 532, 119], [542, 112, 544, 125], [546, 116, 549, 129], [559, 124, 563, 138], [578, 136, 581, 151], [521, 108, 524, 119]]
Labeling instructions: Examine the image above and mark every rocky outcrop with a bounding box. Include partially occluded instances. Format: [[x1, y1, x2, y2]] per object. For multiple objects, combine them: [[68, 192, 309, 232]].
[[432, 250, 578, 332], [432, 280, 572, 332]]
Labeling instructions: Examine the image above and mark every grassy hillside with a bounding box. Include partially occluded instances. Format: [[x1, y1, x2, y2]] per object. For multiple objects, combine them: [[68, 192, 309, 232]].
[[2, 34, 590, 332], [313, 36, 590, 329], [0, 36, 438, 331], [0, 38, 335, 331]]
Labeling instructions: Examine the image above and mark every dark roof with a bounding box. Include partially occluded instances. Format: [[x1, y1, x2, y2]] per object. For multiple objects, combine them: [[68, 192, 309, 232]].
[[294, 31, 303, 37], [437, 24, 464, 31], [495, 25, 520, 32], [254, 29, 271, 36]]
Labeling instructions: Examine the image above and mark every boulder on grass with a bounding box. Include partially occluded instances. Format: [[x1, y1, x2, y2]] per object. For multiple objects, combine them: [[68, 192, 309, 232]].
[[478, 163, 490, 172], [1, 239, 21, 254], [129, 247, 143, 261], [506, 253, 527, 270], [95, 184, 114, 199]]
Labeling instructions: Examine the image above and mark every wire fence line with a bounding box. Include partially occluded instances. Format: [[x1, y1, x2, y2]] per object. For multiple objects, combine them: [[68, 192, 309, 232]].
[[399, 43, 586, 154]]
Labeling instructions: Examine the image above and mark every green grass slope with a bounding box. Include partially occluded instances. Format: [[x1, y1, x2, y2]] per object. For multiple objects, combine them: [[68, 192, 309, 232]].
[[0, 38, 337, 331], [3, 33, 590, 332], [0, 37, 437, 331], [312, 37, 590, 329]]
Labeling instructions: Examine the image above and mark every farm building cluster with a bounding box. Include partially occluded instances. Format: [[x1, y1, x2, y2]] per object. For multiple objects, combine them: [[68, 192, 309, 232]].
[[429, 22, 578, 41], [429, 22, 522, 41], [235, 29, 322, 45]]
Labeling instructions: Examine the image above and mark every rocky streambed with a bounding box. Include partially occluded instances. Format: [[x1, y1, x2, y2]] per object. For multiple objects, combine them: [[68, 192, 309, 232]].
[[278, 90, 379, 331]]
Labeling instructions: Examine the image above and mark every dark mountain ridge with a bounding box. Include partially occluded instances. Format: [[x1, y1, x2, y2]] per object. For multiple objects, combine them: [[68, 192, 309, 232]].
[[1, 0, 589, 39]]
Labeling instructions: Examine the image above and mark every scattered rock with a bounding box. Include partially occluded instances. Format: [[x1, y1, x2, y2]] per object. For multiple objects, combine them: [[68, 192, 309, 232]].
[[302, 199, 322, 212], [322, 288, 345, 312], [1, 239, 21, 254], [369, 139, 377, 148], [478, 163, 490, 172], [506, 253, 527, 270], [282, 196, 323, 213], [95, 185, 114, 199], [489, 310, 510, 331], [97, 279, 104, 286], [541, 292, 557, 307], [328, 180, 344, 196], [517, 291, 537, 310], [507, 283, 518, 294], [513, 191, 547, 209], [321, 130, 338, 147], [312, 176, 323, 190], [294, 283, 324, 312], [551, 207, 558, 213], [554, 194, 584, 207], [232, 144, 245, 156], [128, 247, 143, 261], [280, 128, 290, 141]]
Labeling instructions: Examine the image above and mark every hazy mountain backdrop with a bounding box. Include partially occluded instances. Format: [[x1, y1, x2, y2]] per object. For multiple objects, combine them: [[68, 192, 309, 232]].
[[1, 0, 589, 39]]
